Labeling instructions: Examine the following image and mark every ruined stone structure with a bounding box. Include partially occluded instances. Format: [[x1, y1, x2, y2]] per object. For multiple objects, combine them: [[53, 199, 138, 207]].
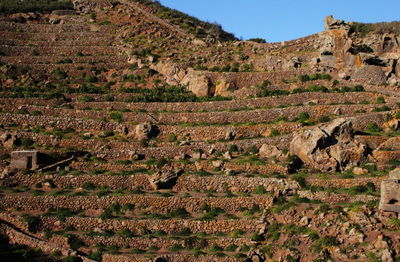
[[380, 169, 400, 212], [10, 150, 42, 170]]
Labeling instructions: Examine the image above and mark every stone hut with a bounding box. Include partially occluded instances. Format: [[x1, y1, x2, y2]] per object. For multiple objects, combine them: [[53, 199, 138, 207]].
[[10, 150, 43, 170], [379, 168, 400, 212]]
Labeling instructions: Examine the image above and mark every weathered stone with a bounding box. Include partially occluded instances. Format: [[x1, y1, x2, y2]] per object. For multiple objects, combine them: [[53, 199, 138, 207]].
[[324, 15, 351, 31], [225, 129, 237, 141], [258, 144, 283, 159], [290, 118, 367, 172], [212, 160, 224, 168], [0, 133, 17, 149], [223, 151, 232, 160], [192, 151, 202, 160], [353, 167, 369, 175], [135, 122, 156, 140], [215, 79, 236, 97], [149, 168, 183, 190], [383, 119, 400, 132]]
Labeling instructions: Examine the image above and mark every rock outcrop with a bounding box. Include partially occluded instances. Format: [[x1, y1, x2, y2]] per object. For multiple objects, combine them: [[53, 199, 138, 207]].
[[290, 118, 367, 172], [324, 15, 351, 31]]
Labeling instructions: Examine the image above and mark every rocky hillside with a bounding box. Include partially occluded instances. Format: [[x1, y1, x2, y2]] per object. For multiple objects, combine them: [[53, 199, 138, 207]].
[[1, 1, 400, 262]]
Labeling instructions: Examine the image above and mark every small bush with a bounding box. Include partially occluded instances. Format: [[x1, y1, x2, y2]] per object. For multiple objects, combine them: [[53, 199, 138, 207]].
[[109, 111, 123, 123], [0, 0, 73, 14], [366, 123, 382, 133], [168, 133, 177, 142], [253, 185, 267, 195], [298, 112, 310, 122], [376, 96, 386, 104], [78, 96, 94, 102], [248, 38, 267, 43]]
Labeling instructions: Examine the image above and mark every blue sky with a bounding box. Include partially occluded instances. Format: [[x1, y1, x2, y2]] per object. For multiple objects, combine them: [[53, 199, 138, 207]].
[[159, 0, 400, 42]]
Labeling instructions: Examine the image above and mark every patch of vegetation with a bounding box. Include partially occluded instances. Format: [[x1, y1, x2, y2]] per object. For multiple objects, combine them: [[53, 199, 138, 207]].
[[0, 234, 48, 262], [124, 86, 231, 103], [299, 73, 332, 82], [0, 0, 73, 14], [248, 38, 267, 43], [134, 0, 236, 41], [351, 21, 400, 36]]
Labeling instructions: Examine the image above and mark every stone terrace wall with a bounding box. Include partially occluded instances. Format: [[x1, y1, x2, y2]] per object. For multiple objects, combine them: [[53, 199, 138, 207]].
[[102, 254, 242, 262], [39, 216, 263, 234], [0, 195, 274, 213], [79, 235, 250, 250], [0, 92, 383, 113], [0, 113, 127, 134], [298, 191, 379, 204], [306, 176, 386, 189], [1, 173, 295, 194], [0, 223, 81, 258]]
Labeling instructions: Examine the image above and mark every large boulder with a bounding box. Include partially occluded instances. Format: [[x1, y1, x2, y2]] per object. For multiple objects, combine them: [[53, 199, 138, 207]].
[[0, 133, 18, 149], [149, 168, 183, 190], [135, 122, 157, 140], [290, 118, 367, 172]]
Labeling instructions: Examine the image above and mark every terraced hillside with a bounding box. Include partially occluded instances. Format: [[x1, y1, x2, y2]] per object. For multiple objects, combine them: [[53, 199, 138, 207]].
[[1, 1, 400, 262]]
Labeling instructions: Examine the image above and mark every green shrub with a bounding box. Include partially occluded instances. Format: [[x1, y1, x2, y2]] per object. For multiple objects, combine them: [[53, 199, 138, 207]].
[[376, 96, 386, 104], [199, 207, 225, 220], [310, 236, 339, 252], [168, 208, 190, 219], [82, 182, 96, 191], [372, 105, 391, 112], [109, 111, 123, 123], [250, 233, 265, 242], [229, 144, 239, 152], [248, 38, 267, 43], [209, 245, 223, 252], [298, 112, 310, 122], [168, 244, 184, 252], [318, 116, 331, 123], [299, 74, 331, 82], [168, 133, 177, 142], [253, 185, 267, 195], [67, 234, 85, 250], [78, 96, 94, 102], [269, 129, 281, 137], [21, 138, 34, 149], [22, 214, 41, 233], [366, 123, 382, 133]]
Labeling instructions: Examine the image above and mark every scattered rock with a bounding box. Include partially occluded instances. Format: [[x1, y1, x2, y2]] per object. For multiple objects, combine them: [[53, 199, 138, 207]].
[[212, 160, 224, 168], [135, 122, 156, 140], [258, 144, 284, 159], [0, 133, 18, 149], [225, 129, 237, 141], [223, 151, 232, 160], [353, 167, 369, 175]]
